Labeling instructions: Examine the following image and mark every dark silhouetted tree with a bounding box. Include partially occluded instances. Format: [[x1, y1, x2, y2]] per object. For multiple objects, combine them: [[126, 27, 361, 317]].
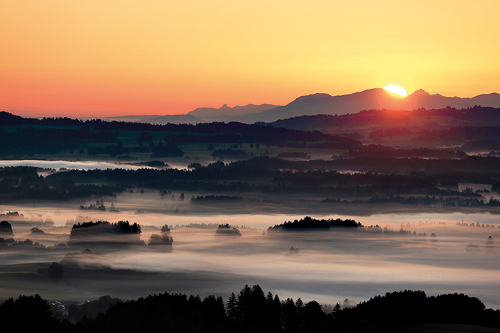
[[0, 221, 13, 236], [47, 262, 63, 280], [226, 292, 238, 321]]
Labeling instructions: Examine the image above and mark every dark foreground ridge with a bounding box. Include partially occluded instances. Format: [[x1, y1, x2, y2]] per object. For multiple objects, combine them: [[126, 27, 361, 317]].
[[2, 286, 499, 333]]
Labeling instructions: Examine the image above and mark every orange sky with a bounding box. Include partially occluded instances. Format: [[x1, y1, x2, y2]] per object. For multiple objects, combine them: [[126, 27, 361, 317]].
[[1, 0, 499, 117]]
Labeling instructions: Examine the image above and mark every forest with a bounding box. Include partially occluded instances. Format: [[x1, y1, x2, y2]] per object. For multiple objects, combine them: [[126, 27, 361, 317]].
[[2, 285, 500, 333], [268, 216, 363, 230], [2, 158, 499, 210]]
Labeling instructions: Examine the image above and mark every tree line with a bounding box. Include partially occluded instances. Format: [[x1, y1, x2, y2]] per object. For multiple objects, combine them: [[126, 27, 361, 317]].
[[2, 160, 498, 201], [268, 216, 363, 231], [0, 111, 362, 157], [1, 286, 500, 333]]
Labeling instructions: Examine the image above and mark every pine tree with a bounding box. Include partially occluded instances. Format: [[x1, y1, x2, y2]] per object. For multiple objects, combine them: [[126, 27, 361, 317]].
[[226, 292, 237, 321]]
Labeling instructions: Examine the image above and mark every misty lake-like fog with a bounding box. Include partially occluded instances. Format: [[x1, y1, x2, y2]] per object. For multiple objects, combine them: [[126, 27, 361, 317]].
[[0, 160, 153, 171], [1, 189, 500, 310]]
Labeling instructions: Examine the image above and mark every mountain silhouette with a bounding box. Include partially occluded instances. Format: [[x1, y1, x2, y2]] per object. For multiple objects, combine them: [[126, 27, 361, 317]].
[[188, 103, 280, 122], [99, 104, 281, 124], [231, 88, 500, 123]]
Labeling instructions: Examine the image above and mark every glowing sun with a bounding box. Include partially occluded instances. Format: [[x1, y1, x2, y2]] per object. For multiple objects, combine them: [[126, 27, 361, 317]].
[[383, 85, 408, 97]]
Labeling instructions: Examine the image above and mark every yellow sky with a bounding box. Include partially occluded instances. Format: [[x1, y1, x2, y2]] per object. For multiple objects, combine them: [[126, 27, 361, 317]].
[[1, 0, 499, 117]]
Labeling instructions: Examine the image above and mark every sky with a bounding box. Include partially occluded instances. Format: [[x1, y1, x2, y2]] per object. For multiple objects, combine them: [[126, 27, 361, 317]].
[[1, 0, 499, 117]]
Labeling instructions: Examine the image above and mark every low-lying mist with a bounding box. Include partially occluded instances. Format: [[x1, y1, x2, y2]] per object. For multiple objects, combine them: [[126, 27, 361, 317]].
[[1, 194, 500, 309], [0, 160, 154, 171]]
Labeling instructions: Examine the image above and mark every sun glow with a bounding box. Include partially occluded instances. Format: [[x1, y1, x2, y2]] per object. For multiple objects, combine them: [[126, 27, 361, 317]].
[[383, 85, 408, 97]]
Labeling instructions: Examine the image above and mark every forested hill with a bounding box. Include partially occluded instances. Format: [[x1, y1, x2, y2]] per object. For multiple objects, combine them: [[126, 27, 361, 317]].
[[1, 286, 499, 333], [264, 106, 500, 132], [0, 111, 361, 149]]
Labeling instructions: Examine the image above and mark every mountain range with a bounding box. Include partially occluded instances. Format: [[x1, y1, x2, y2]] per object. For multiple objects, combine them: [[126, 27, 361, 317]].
[[187, 103, 280, 122], [98, 88, 500, 124], [234, 88, 500, 123], [101, 104, 280, 124]]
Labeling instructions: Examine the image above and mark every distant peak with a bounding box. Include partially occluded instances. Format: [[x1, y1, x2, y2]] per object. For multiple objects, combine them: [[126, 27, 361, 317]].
[[308, 93, 332, 97], [293, 93, 332, 101], [219, 104, 230, 109], [410, 89, 430, 96]]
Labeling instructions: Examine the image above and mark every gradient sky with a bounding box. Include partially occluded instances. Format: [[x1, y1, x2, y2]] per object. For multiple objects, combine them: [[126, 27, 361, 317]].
[[1, 0, 499, 117]]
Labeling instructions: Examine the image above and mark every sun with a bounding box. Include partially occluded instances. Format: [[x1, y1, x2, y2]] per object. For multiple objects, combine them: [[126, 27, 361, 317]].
[[383, 85, 408, 97]]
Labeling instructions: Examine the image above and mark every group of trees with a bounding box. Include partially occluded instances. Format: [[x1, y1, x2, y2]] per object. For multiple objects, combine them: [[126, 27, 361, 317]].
[[148, 224, 173, 247], [151, 141, 185, 158], [0, 168, 123, 200], [0, 121, 118, 156], [0, 238, 65, 251], [1, 286, 500, 332], [110, 121, 361, 149], [215, 224, 242, 236], [339, 195, 500, 207], [268, 216, 363, 231], [80, 200, 106, 211], [86, 139, 184, 158], [3, 154, 498, 202], [369, 127, 412, 138], [211, 148, 253, 160], [66, 221, 177, 250], [1, 221, 70, 250], [415, 125, 500, 143], [2, 159, 499, 207], [70, 221, 141, 236], [276, 152, 310, 159], [191, 195, 244, 203], [0, 220, 14, 236], [87, 143, 149, 157], [335, 290, 500, 332], [68, 221, 143, 247], [343, 145, 467, 159]]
